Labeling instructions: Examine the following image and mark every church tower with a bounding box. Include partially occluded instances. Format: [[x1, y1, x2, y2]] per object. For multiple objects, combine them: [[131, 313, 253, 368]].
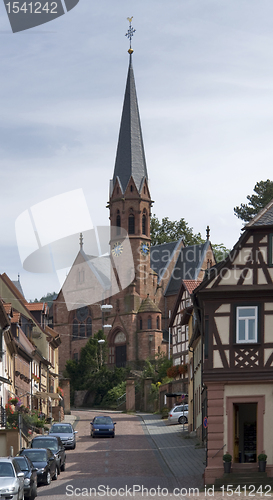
[[108, 43, 153, 298], [105, 22, 164, 368]]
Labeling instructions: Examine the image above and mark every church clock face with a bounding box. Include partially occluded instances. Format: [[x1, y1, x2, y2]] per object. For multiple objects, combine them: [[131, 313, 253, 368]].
[[140, 242, 150, 256], [112, 241, 123, 257]]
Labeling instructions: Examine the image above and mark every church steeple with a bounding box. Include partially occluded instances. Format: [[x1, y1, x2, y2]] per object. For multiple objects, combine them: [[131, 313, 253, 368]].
[[110, 52, 148, 195]]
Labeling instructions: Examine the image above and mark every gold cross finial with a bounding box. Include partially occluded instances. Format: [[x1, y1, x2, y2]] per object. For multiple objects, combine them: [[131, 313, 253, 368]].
[[125, 16, 136, 54]]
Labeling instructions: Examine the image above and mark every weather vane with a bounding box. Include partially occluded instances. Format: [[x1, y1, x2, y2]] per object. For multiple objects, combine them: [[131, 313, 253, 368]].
[[125, 16, 136, 53]]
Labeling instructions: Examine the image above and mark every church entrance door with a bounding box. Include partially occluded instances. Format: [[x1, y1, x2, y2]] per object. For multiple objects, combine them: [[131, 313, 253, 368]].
[[116, 345, 126, 367]]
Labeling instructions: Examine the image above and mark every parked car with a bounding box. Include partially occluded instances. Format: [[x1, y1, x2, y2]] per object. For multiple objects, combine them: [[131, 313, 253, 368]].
[[49, 422, 78, 449], [90, 416, 116, 438], [13, 455, 37, 500], [168, 404, 188, 424], [30, 435, 66, 473], [18, 448, 58, 485], [0, 457, 25, 500]]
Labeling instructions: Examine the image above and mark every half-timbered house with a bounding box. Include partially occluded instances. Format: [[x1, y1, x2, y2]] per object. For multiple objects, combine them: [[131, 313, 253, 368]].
[[193, 199, 273, 484]]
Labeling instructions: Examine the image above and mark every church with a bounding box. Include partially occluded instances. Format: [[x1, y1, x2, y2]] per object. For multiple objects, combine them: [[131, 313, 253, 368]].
[[53, 35, 214, 375]]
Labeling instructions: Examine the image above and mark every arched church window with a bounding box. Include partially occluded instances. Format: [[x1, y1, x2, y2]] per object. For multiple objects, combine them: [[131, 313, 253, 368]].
[[116, 210, 121, 235], [72, 306, 92, 341], [139, 317, 143, 330], [72, 319, 78, 339], [156, 316, 160, 330], [142, 210, 147, 235], [87, 317, 92, 337], [148, 316, 152, 329], [128, 210, 135, 234]]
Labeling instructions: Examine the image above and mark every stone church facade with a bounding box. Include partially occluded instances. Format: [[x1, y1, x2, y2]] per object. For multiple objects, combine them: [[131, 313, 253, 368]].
[[53, 50, 215, 374]]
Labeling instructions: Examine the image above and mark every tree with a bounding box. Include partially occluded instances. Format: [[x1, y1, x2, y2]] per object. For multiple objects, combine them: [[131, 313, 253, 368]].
[[150, 215, 203, 246], [150, 215, 230, 263], [234, 180, 273, 222]]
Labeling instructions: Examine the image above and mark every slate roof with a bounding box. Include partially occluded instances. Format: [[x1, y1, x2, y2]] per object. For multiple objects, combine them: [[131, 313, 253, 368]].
[[150, 240, 183, 281], [164, 241, 209, 297], [12, 279, 25, 298], [110, 54, 148, 195], [245, 198, 273, 227]]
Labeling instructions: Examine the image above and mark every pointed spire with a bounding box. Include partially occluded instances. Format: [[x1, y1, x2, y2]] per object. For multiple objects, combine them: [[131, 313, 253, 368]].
[[111, 24, 148, 195], [79, 233, 83, 250]]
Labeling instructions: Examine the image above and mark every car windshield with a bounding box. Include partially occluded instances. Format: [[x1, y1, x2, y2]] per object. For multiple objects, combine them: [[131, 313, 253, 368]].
[[23, 450, 47, 462], [33, 438, 58, 451], [50, 425, 72, 433], [14, 457, 29, 471], [94, 417, 113, 425], [0, 462, 15, 477]]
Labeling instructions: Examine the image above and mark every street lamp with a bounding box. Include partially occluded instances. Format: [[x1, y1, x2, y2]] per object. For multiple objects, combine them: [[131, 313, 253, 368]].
[[97, 339, 105, 367], [100, 304, 113, 333]]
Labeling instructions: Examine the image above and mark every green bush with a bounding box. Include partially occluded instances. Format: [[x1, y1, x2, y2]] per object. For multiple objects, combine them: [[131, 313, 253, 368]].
[[223, 453, 232, 462], [101, 381, 126, 407]]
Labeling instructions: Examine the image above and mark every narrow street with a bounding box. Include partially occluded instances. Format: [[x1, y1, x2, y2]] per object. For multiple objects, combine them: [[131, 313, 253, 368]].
[[37, 410, 206, 500]]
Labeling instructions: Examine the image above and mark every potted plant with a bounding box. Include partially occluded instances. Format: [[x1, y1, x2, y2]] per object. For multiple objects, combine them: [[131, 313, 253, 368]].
[[223, 452, 232, 473], [258, 453, 267, 472]]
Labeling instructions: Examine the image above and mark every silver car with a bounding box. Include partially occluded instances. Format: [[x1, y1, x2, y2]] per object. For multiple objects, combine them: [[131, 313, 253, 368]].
[[168, 404, 188, 424], [49, 422, 78, 449], [0, 457, 25, 500]]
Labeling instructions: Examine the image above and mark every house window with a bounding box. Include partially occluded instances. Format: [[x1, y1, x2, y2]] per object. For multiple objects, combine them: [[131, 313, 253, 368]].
[[236, 306, 258, 343]]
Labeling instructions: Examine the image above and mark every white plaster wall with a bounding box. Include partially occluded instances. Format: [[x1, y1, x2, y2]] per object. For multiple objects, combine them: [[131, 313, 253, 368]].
[[215, 316, 230, 345], [264, 315, 273, 344]]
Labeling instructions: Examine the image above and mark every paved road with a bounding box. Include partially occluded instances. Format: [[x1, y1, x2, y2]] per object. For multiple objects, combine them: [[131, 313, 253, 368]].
[[36, 410, 206, 500]]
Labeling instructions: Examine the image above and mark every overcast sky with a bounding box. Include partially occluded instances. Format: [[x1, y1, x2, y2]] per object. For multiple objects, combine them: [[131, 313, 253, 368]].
[[1, 0, 273, 301]]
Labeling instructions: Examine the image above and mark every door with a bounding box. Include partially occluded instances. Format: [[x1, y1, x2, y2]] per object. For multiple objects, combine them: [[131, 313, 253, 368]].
[[233, 403, 257, 463], [116, 345, 126, 367]]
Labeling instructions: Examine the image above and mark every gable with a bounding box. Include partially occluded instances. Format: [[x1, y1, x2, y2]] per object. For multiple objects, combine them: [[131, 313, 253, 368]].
[[205, 231, 273, 288]]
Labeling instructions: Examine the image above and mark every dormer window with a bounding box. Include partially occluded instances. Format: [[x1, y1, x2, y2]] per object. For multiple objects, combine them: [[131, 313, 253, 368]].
[[130, 185, 133, 192]]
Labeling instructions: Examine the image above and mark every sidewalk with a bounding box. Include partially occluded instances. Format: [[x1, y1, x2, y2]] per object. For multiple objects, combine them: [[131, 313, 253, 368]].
[[138, 413, 206, 489]]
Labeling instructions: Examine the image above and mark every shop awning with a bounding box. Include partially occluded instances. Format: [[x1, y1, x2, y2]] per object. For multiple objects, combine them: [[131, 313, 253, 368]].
[[34, 391, 60, 400]]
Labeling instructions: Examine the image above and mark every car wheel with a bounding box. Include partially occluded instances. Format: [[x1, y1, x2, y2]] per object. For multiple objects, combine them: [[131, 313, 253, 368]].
[[53, 466, 58, 480], [178, 416, 187, 424], [112, 434, 115, 438], [72, 443, 76, 449], [45, 471, 51, 485], [60, 461, 66, 472]]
